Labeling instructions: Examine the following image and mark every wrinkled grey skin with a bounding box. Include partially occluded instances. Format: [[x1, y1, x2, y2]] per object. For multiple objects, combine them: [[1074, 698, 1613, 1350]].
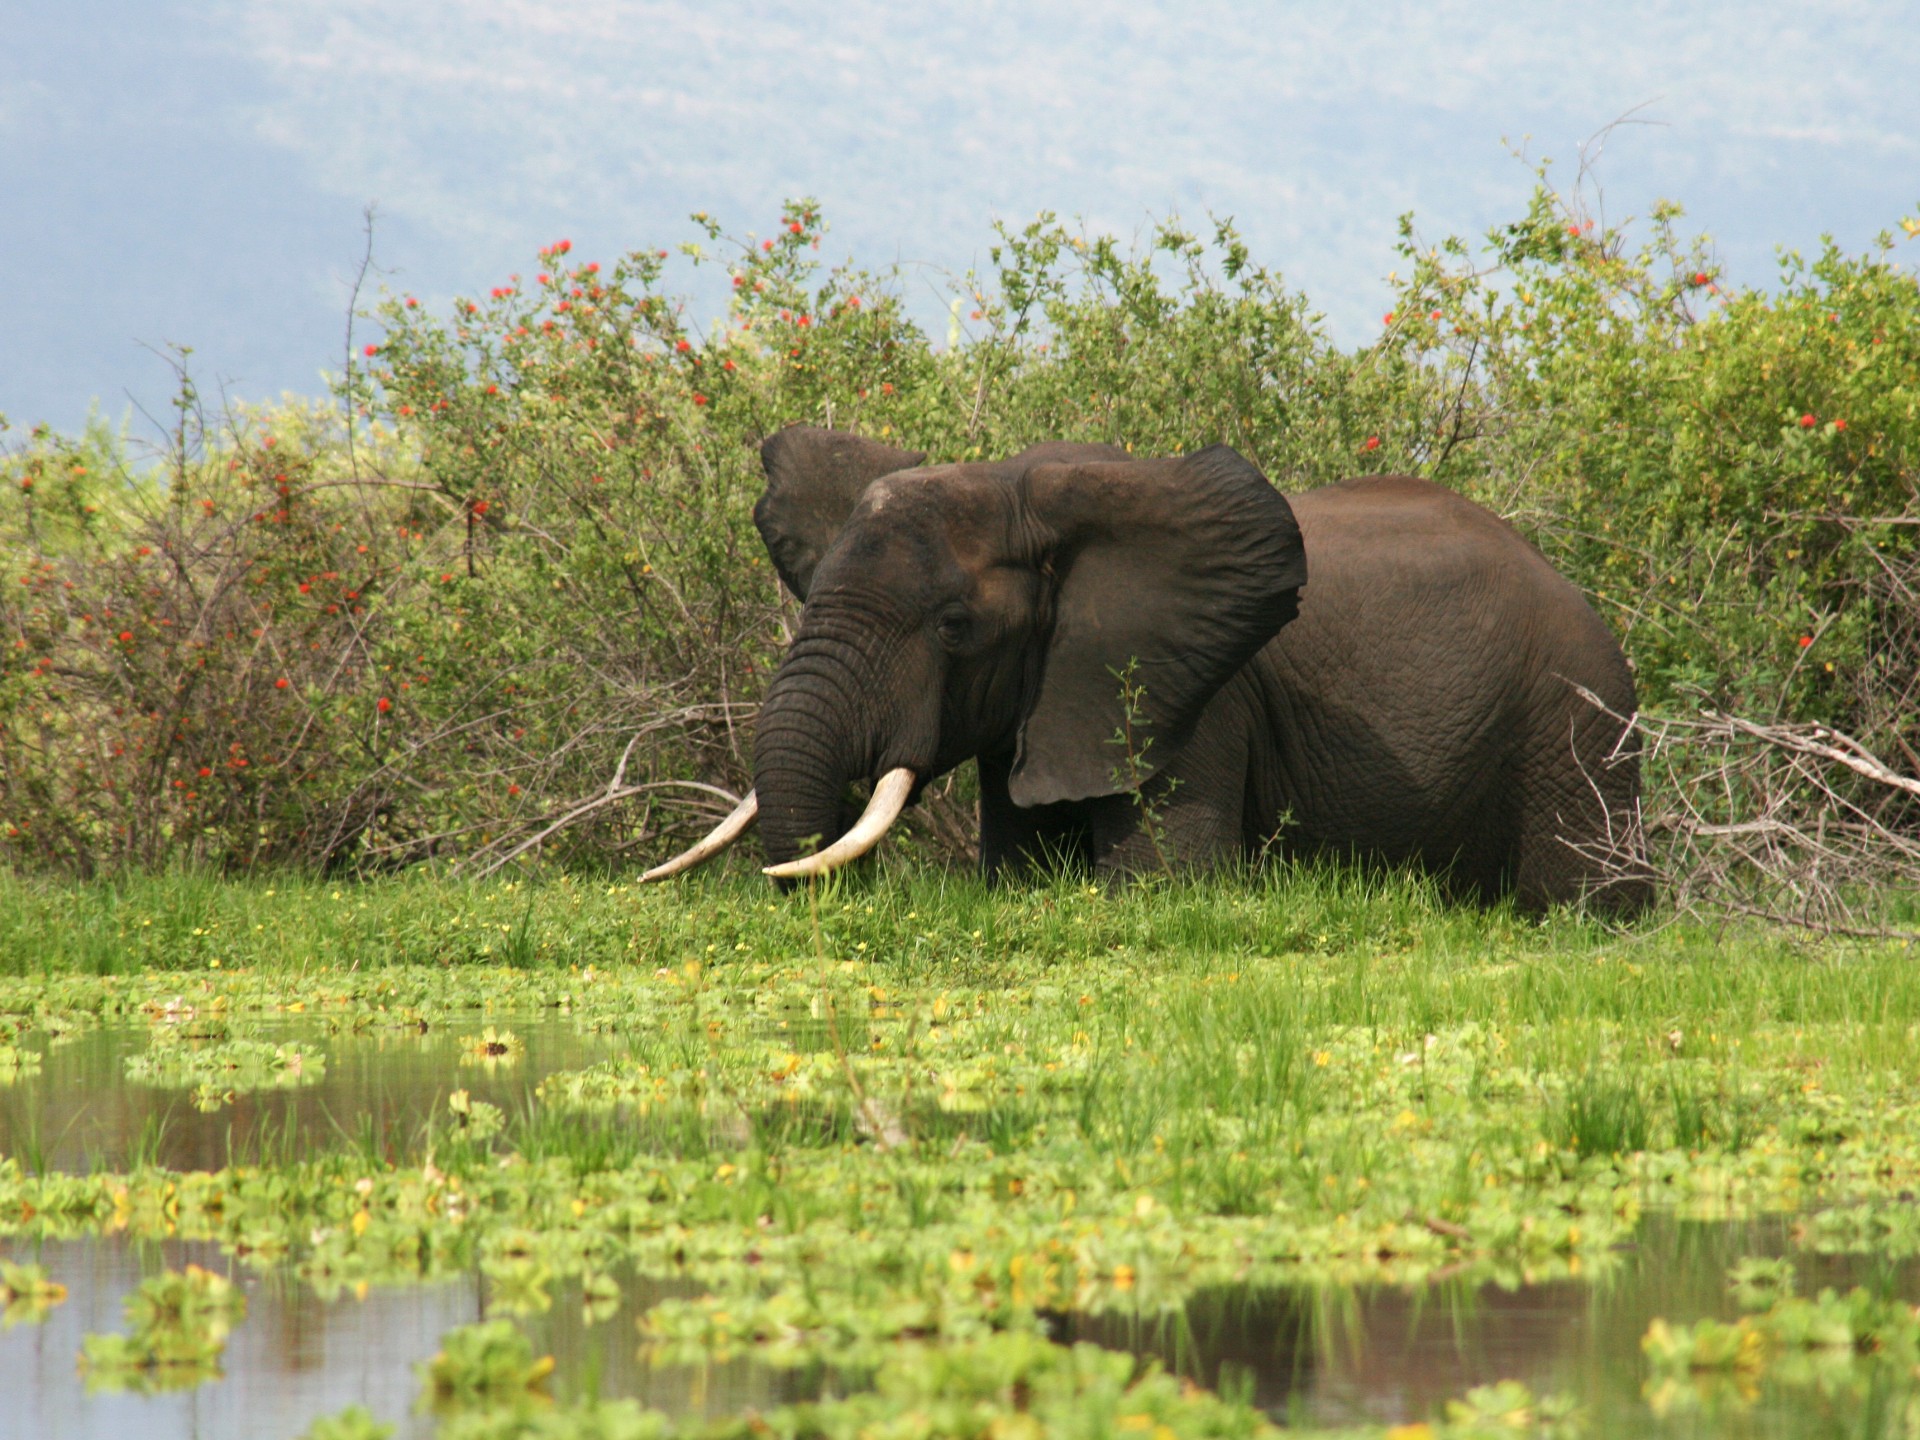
[[750, 426, 1650, 913]]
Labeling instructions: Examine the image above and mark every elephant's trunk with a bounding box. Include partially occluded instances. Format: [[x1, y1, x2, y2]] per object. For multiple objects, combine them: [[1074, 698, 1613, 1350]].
[[754, 723, 859, 869], [754, 641, 881, 868], [752, 598, 934, 870]]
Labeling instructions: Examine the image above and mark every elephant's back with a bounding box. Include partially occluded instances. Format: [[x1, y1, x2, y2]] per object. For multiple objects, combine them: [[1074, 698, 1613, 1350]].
[[1280, 474, 1622, 691], [1249, 474, 1636, 870]]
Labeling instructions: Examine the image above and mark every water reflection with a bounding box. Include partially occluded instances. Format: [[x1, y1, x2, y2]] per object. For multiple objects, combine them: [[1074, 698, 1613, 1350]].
[[7, 1023, 1918, 1438], [0, 1017, 622, 1174], [7, 1209, 1918, 1439], [1047, 1213, 1848, 1430], [0, 1237, 843, 1440]]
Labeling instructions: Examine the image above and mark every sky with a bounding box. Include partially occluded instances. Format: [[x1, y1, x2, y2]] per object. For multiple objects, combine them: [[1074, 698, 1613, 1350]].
[[3, 1, 1916, 439]]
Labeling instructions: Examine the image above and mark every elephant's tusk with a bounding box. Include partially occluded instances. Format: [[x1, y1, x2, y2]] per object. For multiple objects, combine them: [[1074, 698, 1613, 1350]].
[[638, 791, 759, 883], [763, 767, 915, 881]]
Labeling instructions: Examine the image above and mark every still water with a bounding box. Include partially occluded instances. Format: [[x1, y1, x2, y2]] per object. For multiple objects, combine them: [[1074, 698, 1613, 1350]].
[[0, 1015, 625, 1174], [9, 1212, 1889, 1440], [1, 1021, 1908, 1437], [0, 1237, 839, 1440]]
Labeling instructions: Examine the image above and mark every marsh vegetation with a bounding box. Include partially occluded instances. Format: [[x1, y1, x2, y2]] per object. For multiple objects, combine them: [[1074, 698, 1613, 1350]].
[[2, 868, 1920, 1435]]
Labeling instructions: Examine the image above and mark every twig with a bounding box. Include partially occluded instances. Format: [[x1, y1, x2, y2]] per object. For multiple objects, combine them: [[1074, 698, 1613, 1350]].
[[465, 780, 747, 879]]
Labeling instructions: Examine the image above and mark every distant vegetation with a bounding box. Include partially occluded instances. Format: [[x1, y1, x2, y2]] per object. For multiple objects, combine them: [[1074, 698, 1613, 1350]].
[[2, 178, 1916, 915]]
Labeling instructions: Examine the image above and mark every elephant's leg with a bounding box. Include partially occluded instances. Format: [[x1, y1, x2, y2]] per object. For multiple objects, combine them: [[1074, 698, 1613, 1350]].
[[1512, 707, 1653, 915], [977, 752, 1091, 878], [1086, 699, 1254, 879]]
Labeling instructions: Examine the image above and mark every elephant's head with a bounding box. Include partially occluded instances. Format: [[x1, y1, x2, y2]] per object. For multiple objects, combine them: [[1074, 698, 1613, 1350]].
[[643, 426, 1306, 882]]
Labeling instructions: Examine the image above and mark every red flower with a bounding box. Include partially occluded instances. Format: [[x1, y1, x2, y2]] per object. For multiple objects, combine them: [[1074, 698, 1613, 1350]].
[[275, 677, 289, 689], [880, 382, 894, 395], [732, 274, 744, 288], [472, 499, 490, 515], [722, 358, 736, 372], [508, 784, 522, 796], [377, 696, 392, 713], [1798, 635, 1814, 648], [1691, 273, 1710, 286], [405, 297, 418, 308], [1361, 436, 1381, 452], [363, 343, 378, 356], [789, 221, 803, 234], [676, 338, 691, 352], [762, 239, 774, 252], [1799, 413, 1816, 428], [1834, 419, 1848, 431], [198, 766, 212, 777], [1383, 312, 1395, 325], [298, 583, 310, 594], [118, 630, 133, 642], [692, 394, 708, 406], [485, 384, 499, 395]]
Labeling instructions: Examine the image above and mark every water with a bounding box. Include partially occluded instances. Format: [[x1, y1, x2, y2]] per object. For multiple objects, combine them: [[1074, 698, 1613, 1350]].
[[0, 1017, 850, 1438], [4, 1022, 1915, 1437], [0, 1237, 842, 1440], [0, 1015, 627, 1174], [10, 1212, 1902, 1439], [1050, 1213, 1835, 1432]]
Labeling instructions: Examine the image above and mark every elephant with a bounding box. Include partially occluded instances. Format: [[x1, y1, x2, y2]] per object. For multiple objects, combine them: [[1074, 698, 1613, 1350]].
[[643, 427, 1651, 913]]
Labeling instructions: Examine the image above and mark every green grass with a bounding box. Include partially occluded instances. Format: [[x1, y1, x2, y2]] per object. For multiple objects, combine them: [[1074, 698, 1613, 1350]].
[[5, 863, 1920, 1437]]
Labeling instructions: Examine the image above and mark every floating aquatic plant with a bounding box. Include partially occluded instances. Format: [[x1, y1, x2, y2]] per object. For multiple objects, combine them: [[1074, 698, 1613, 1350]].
[[77, 1264, 246, 1393]]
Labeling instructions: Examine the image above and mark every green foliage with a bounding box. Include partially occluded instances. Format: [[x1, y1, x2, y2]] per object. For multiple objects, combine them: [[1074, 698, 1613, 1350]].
[[0, 1259, 66, 1327], [1643, 1275, 1920, 1421], [77, 1264, 246, 1392], [1550, 1072, 1653, 1156], [124, 1030, 324, 1103], [0, 1039, 38, 1084], [300, 1407, 396, 1440], [2, 184, 1916, 879], [1384, 175, 1920, 738], [419, 1318, 556, 1411]]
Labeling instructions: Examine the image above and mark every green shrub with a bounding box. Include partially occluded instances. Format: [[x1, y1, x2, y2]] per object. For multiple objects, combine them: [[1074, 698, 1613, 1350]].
[[2, 182, 1915, 879]]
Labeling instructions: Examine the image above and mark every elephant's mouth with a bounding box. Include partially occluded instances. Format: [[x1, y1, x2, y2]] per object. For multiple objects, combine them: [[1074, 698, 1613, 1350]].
[[760, 766, 917, 879], [639, 766, 918, 884]]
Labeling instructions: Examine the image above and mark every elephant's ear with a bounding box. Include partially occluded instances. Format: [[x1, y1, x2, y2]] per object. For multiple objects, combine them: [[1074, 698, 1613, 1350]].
[[1010, 446, 1306, 808], [755, 426, 927, 600]]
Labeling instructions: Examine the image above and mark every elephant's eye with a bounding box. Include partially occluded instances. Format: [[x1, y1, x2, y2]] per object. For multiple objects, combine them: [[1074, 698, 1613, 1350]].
[[935, 610, 971, 649]]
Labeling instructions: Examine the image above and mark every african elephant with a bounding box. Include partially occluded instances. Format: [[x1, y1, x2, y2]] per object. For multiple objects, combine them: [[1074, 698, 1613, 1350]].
[[645, 427, 1650, 913]]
